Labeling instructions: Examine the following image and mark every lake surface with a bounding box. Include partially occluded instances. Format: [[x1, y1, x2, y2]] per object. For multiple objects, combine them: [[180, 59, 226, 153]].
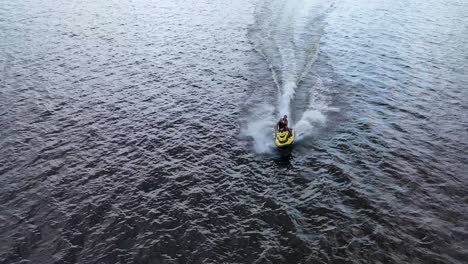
[[1, 0, 467, 263]]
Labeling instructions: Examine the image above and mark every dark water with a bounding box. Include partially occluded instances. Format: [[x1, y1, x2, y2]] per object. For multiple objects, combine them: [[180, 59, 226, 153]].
[[1, 0, 467, 263]]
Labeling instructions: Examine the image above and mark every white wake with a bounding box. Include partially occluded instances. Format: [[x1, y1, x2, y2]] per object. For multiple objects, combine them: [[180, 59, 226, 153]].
[[245, 0, 337, 152]]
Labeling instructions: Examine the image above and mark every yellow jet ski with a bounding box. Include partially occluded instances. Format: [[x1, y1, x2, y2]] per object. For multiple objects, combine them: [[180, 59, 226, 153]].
[[275, 128, 295, 148]]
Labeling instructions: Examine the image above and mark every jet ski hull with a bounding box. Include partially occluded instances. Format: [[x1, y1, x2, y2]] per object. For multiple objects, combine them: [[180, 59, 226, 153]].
[[275, 128, 295, 148]]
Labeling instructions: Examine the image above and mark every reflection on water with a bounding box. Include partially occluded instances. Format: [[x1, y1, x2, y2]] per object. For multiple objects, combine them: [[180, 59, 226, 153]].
[[1, 0, 467, 263]]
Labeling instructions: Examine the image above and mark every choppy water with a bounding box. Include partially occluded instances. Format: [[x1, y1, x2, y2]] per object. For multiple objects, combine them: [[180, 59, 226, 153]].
[[1, 0, 467, 263]]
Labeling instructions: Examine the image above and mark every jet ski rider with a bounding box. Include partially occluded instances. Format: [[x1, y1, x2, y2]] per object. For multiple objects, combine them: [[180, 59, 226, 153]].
[[277, 115, 291, 137]]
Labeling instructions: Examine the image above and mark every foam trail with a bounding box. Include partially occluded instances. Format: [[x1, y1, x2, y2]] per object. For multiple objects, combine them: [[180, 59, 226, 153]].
[[295, 77, 339, 140], [241, 104, 276, 153], [295, 110, 327, 140], [279, 80, 296, 118]]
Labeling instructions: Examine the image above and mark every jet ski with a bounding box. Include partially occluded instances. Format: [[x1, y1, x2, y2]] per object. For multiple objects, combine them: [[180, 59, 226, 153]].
[[275, 127, 295, 148]]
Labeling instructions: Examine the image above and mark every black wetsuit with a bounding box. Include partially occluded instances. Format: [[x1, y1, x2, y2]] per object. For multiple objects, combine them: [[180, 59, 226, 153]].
[[278, 119, 288, 131]]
